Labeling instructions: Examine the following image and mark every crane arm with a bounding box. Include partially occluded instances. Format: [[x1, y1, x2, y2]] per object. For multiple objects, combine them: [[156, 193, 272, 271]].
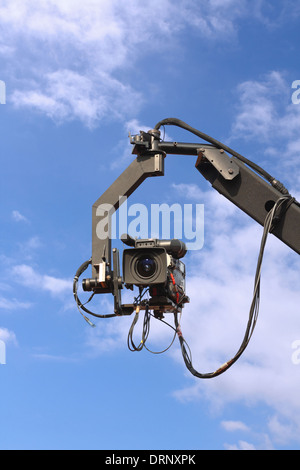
[[74, 118, 299, 378], [150, 118, 300, 255]]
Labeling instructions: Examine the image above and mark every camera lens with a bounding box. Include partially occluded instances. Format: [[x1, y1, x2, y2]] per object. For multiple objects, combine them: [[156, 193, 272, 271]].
[[136, 256, 156, 278]]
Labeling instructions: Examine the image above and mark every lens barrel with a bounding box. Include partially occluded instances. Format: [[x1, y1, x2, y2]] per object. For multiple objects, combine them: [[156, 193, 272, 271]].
[[136, 256, 157, 278], [123, 247, 167, 286]]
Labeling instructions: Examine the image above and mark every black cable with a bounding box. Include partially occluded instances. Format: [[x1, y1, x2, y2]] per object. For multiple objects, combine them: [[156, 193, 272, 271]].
[[127, 308, 142, 351], [154, 118, 291, 195], [174, 196, 292, 379], [127, 302, 151, 352], [127, 298, 178, 354], [73, 259, 119, 325], [143, 311, 177, 355]]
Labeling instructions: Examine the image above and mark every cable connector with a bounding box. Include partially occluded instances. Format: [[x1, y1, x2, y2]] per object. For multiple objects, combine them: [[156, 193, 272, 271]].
[[271, 179, 290, 196]]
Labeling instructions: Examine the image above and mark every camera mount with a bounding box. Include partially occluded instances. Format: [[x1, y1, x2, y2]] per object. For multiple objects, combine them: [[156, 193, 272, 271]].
[[84, 128, 167, 317], [73, 118, 300, 378]]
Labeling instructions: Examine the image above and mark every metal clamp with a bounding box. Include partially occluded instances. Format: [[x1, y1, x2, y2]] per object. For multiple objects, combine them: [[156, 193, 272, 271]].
[[197, 147, 239, 180]]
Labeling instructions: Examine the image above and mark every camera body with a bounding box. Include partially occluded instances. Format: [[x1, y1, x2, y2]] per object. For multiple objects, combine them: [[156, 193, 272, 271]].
[[122, 237, 189, 313]]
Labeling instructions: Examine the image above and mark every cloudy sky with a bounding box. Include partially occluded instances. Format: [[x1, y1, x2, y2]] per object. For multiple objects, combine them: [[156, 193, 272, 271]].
[[1, 0, 300, 450]]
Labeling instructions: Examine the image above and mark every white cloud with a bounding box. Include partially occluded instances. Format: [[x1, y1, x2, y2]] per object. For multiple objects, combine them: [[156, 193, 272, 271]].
[[267, 415, 296, 445], [0, 277, 32, 310], [19, 236, 42, 252], [231, 71, 300, 168], [12, 69, 142, 128], [230, 69, 300, 198], [0, 0, 243, 52], [0, 327, 17, 345], [0, 296, 32, 311], [31, 353, 78, 363], [221, 420, 250, 432], [224, 440, 256, 451], [1, 0, 178, 125], [222, 422, 275, 450], [232, 71, 289, 140], [0, 43, 15, 56], [13, 236, 43, 263], [12, 210, 29, 223], [12, 264, 72, 295], [1, 0, 289, 127]]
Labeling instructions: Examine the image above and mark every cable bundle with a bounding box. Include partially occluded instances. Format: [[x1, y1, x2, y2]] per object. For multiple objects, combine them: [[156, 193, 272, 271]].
[[127, 292, 177, 355], [73, 258, 119, 327], [174, 196, 293, 378]]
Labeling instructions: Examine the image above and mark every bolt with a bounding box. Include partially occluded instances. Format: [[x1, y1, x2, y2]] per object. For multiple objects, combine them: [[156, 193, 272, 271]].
[[228, 168, 234, 174]]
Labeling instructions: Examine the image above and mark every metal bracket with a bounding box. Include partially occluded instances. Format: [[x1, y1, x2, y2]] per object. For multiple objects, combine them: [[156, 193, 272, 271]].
[[91, 151, 165, 283], [112, 248, 123, 315], [196, 148, 239, 180]]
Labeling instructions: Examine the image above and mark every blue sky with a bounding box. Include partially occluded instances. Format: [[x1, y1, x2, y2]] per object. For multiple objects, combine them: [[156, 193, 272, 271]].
[[1, 0, 300, 450]]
